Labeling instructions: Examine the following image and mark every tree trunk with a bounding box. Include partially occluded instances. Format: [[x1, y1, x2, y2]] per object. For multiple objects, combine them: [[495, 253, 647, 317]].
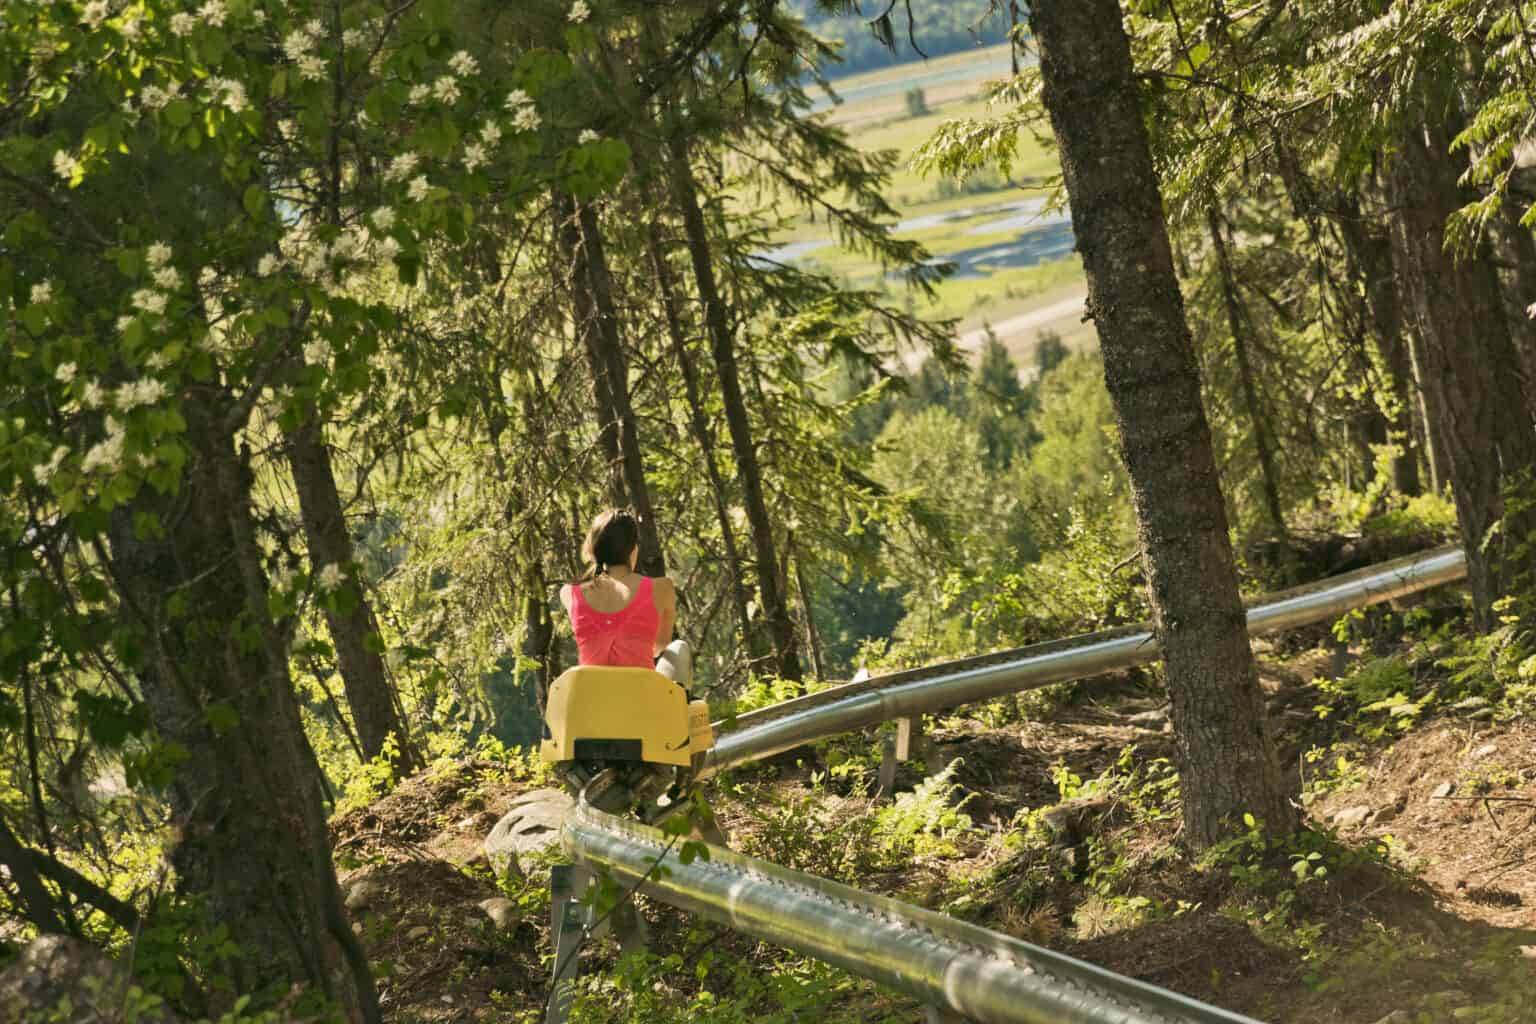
[[1332, 193, 1421, 496], [106, 389, 378, 1021], [286, 414, 416, 772], [554, 193, 626, 509], [1388, 115, 1536, 628], [0, 814, 67, 935], [665, 133, 802, 683], [1493, 204, 1536, 384], [567, 199, 667, 577], [1029, 0, 1291, 849], [1206, 208, 1288, 542], [643, 219, 761, 665]]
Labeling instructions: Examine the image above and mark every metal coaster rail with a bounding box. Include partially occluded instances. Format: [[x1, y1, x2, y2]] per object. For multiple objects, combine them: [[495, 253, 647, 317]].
[[553, 544, 1467, 1023]]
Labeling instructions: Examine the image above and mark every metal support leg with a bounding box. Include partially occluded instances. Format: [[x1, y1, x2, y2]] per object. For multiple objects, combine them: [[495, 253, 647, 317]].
[[611, 897, 649, 958], [546, 864, 590, 1024], [876, 730, 898, 800]]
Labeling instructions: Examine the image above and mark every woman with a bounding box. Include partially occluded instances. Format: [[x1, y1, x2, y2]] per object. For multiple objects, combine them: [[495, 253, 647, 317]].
[[559, 508, 691, 687]]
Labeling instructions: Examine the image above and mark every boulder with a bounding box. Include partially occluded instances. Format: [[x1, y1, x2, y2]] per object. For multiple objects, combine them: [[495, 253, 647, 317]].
[[1332, 805, 1373, 829], [0, 935, 188, 1024], [477, 897, 521, 931], [344, 877, 382, 911], [484, 789, 574, 877]]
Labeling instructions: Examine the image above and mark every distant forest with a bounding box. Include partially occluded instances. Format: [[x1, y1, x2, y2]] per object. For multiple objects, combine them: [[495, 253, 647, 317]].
[[790, 0, 1013, 76]]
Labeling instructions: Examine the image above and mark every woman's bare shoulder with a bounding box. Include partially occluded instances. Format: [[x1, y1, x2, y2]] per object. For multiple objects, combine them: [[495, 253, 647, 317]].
[[650, 575, 676, 601]]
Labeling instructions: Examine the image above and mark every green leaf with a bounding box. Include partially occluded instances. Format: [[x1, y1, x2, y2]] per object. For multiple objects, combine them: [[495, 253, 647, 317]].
[[76, 691, 149, 748], [164, 100, 194, 128], [204, 702, 240, 735], [243, 185, 266, 219]]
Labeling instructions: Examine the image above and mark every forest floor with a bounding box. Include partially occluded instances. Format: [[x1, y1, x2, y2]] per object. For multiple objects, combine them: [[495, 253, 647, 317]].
[[330, 599, 1536, 1023]]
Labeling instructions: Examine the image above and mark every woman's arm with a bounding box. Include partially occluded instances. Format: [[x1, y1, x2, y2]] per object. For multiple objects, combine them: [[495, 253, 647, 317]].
[[652, 577, 677, 657]]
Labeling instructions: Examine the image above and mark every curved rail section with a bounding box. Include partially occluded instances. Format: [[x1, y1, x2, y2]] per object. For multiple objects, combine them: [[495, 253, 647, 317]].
[[703, 544, 1466, 775], [565, 798, 1260, 1024], [556, 545, 1467, 1023]]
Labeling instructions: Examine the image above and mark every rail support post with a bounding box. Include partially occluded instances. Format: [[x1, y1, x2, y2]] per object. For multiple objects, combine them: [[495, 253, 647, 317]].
[[545, 864, 589, 1024], [876, 729, 898, 799]]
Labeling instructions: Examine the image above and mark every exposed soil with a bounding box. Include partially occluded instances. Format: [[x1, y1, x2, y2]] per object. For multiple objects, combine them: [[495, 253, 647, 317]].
[[330, 617, 1536, 1024]]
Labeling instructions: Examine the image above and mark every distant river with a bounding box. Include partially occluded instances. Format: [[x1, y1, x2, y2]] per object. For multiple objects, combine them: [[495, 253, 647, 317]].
[[757, 195, 1074, 278]]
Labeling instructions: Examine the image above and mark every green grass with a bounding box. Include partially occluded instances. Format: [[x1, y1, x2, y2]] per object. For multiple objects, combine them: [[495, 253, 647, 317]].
[[762, 51, 1083, 347]]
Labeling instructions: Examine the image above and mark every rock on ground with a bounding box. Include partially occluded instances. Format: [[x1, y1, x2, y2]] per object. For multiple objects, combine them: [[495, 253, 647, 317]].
[[484, 788, 574, 877]]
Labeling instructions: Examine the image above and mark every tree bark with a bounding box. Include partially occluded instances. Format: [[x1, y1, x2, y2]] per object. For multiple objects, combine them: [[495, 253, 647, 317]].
[[665, 133, 802, 682], [643, 219, 760, 664], [1029, 0, 1291, 849], [0, 814, 67, 935], [562, 197, 667, 577], [286, 415, 416, 772], [1206, 208, 1288, 542], [106, 388, 379, 1022], [1388, 114, 1536, 629], [1332, 192, 1421, 497]]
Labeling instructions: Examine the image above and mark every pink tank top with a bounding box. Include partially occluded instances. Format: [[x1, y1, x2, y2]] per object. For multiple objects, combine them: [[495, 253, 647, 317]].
[[571, 576, 659, 668]]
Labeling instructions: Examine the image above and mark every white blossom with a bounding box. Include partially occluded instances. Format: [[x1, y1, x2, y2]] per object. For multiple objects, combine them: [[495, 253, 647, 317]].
[[370, 207, 396, 231], [1527, 301, 1536, 320], [449, 50, 478, 76], [82, 380, 105, 408], [29, 282, 52, 305], [301, 249, 327, 278], [211, 78, 247, 113], [511, 105, 540, 133], [407, 175, 430, 202], [505, 88, 532, 111], [115, 378, 168, 411], [298, 55, 327, 82], [115, 316, 136, 335], [198, 266, 218, 290], [480, 121, 502, 146], [34, 446, 69, 487], [131, 289, 167, 315], [432, 75, 460, 104], [462, 141, 488, 172], [81, 432, 125, 474], [52, 151, 81, 182], [569, 0, 591, 23], [408, 83, 431, 105], [257, 253, 282, 276], [169, 11, 197, 36], [578, 129, 598, 145], [283, 30, 315, 60], [316, 562, 345, 592], [81, 1, 109, 29], [145, 350, 171, 371], [343, 27, 364, 48], [55, 362, 77, 384], [329, 228, 362, 261], [146, 242, 173, 268], [153, 266, 182, 291], [120, 14, 142, 39], [384, 152, 419, 183], [378, 237, 401, 259], [198, 0, 227, 27], [140, 84, 170, 110], [305, 18, 323, 36], [250, 8, 265, 24], [303, 339, 333, 364]]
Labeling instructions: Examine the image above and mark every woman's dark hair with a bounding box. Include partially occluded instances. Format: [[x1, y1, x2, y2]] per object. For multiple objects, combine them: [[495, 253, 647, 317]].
[[579, 508, 641, 581]]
